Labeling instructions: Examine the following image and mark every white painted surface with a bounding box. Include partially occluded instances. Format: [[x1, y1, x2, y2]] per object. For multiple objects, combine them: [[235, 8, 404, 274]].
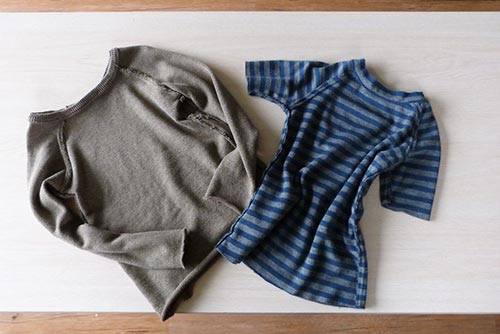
[[1, 12, 499, 314]]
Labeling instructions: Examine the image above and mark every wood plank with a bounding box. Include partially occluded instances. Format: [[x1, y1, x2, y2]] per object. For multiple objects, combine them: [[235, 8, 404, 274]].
[[1, 313, 499, 334], [1, 0, 500, 12], [170, 314, 500, 334], [0, 312, 169, 334]]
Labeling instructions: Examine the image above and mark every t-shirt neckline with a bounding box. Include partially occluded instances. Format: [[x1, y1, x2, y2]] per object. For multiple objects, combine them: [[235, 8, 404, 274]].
[[349, 58, 425, 104]]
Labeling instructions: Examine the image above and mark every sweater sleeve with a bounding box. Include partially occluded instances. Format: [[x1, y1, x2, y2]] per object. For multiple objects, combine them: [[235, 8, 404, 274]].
[[27, 121, 186, 269], [118, 46, 260, 214], [379, 103, 441, 221], [193, 71, 260, 214]]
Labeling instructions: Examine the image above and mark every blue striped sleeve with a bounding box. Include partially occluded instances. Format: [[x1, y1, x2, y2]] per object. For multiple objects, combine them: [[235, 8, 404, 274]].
[[245, 60, 336, 108], [379, 103, 441, 220]]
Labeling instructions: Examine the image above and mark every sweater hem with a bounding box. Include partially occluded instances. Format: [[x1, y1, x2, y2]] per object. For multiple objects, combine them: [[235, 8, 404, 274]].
[[159, 247, 221, 321]]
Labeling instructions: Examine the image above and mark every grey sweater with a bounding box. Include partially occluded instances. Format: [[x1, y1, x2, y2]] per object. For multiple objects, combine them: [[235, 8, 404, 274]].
[[27, 45, 259, 320]]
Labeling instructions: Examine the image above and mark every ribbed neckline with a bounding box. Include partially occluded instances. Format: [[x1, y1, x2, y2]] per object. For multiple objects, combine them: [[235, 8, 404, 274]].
[[28, 48, 119, 123], [350, 58, 425, 104]]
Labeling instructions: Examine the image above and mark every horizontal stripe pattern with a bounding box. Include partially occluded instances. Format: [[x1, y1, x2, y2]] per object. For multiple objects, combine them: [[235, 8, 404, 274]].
[[217, 59, 440, 309]]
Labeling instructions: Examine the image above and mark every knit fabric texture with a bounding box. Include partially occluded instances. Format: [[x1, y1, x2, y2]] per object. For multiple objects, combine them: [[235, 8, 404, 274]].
[[217, 59, 441, 308], [27, 45, 259, 321]]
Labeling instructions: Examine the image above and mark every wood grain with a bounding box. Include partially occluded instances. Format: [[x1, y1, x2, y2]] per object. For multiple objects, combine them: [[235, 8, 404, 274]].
[[170, 314, 500, 334], [1, 313, 499, 334], [1, 0, 500, 12], [0, 312, 169, 334]]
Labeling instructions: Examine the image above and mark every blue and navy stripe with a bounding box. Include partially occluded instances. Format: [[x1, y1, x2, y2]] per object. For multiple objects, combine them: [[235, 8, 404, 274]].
[[217, 58, 440, 309]]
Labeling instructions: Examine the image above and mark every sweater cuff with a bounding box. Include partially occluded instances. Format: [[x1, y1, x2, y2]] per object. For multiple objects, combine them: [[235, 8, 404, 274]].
[[204, 148, 254, 215], [170, 228, 187, 269], [150, 228, 187, 269]]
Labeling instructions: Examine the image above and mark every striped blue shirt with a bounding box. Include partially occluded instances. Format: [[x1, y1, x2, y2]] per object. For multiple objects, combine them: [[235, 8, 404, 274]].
[[216, 59, 441, 308]]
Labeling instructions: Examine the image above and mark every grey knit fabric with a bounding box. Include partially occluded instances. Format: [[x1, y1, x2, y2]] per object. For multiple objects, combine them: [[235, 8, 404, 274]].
[[27, 45, 259, 320]]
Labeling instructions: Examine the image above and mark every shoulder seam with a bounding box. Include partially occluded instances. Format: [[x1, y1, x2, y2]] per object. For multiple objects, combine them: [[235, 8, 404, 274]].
[[117, 65, 184, 98]]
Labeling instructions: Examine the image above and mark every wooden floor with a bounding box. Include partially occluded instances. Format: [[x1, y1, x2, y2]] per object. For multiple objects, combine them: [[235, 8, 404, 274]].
[[0, 313, 498, 334], [0, 0, 500, 11]]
